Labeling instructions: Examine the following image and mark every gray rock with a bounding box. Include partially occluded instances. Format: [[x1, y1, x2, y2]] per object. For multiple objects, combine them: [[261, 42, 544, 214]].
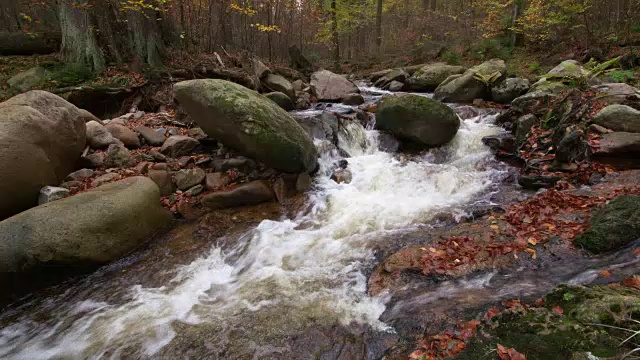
[[106, 123, 141, 149], [60, 181, 82, 191], [81, 152, 106, 168], [512, 91, 558, 113], [201, 180, 275, 209], [293, 111, 339, 143], [292, 79, 305, 92], [518, 175, 561, 190], [491, 78, 530, 103], [265, 92, 295, 111], [434, 59, 506, 103], [174, 79, 318, 173], [175, 168, 206, 191], [263, 74, 295, 100], [341, 94, 365, 105], [310, 70, 359, 102], [376, 94, 460, 147], [187, 127, 208, 140], [0, 177, 171, 275], [591, 83, 640, 104], [147, 170, 174, 196], [374, 69, 409, 89], [515, 114, 537, 146], [405, 64, 466, 92], [296, 173, 313, 192], [252, 58, 271, 80], [0, 91, 86, 220], [205, 172, 231, 190], [149, 149, 167, 162], [331, 169, 352, 184], [594, 132, 640, 161], [135, 126, 166, 146], [7, 67, 50, 92], [184, 184, 204, 197], [482, 134, 516, 154], [387, 80, 404, 92], [91, 172, 121, 187], [37, 186, 70, 204], [104, 143, 132, 168], [65, 168, 95, 182], [86, 121, 117, 149], [296, 92, 312, 110], [591, 104, 640, 133], [212, 157, 256, 173], [160, 135, 200, 158]]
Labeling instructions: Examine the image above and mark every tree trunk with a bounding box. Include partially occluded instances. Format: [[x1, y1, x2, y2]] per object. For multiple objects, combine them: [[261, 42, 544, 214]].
[[376, 0, 382, 57], [58, 0, 105, 72], [331, 0, 340, 71], [127, 9, 163, 68]]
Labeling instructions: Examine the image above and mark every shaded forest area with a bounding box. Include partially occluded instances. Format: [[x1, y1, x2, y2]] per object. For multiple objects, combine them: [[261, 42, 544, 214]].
[[2, 0, 640, 106]]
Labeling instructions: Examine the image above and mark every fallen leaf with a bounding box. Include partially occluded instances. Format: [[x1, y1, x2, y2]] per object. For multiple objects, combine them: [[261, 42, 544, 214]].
[[490, 225, 500, 230], [525, 248, 537, 259], [622, 275, 640, 290], [598, 269, 611, 278], [552, 306, 564, 315], [527, 238, 537, 246], [633, 248, 640, 257]]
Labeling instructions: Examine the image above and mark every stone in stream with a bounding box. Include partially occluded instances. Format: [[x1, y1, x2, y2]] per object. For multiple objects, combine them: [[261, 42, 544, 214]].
[[37, 186, 70, 204], [374, 68, 409, 89], [310, 70, 359, 102], [106, 123, 141, 149], [160, 135, 200, 158], [331, 168, 352, 184], [0, 177, 172, 281], [174, 79, 318, 173], [434, 58, 506, 103], [264, 92, 295, 111], [175, 168, 206, 191], [341, 93, 365, 105], [491, 77, 530, 103], [405, 63, 466, 92], [375, 94, 460, 148], [86, 120, 118, 148], [482, 133, 516, 154], [591, 104, 640, 133], [575, 195, 640, 253], [262, 74, 295, 100], [387, 80, 405, 92], [201, 180, 275, 209], [0, 90, 86, 220], [518, 175, 562, 190], [135, 126, 166, 146]]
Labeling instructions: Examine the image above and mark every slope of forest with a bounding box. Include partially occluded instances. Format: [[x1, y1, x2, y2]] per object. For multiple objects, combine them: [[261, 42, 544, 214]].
[[0, 0, 639, 359]]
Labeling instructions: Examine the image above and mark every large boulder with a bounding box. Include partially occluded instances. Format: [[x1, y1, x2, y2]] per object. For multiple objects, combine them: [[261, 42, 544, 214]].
[[0, 177, 171, 275], [263, 74, 295, 100], [310, 70, 359, 102], [374, 68, 409, 89], [201, 181, 275, 209], [574, 195, 640, 253], [174, 79, 318, 173], [7, 66, 50, 92], [405, 64, 466, 92], [491, 78, 530, 103], [433, 59, 506, 103], [592, 83, 640, 104], [591, 104, 640, 133], [593, 132, 640, 168], [376, 94, 460, 147], [0, 91, 86, 220], [544, 60, 590, 82]]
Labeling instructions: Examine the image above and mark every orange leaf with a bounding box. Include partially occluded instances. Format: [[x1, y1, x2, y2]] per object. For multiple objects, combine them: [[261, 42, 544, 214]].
[[552, 306, 564, 315], [622, 275, 640, 290], [598, 269, 611, 278]]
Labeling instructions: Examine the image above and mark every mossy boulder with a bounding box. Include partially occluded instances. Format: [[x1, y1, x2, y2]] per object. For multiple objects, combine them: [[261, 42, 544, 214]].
[[7, 66, 50, 92], [405, 63, 466, 92], [528, 79, 570, 94], [374, 68, 409, 89], [491, 77, 530, 103], [544, 60, 590, 82], [575, 195, 640, 253], [376, 94, 460, 147], [174, 79, 318, 173], [433, 59, 506, 103]]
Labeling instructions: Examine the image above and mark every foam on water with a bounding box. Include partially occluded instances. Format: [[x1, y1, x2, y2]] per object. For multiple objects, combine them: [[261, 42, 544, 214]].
[[0, 100, 507, 358]]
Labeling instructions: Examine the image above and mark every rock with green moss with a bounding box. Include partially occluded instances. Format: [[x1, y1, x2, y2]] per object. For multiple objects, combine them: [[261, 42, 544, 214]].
[[174, 79, 318, 173], [7, 66, 50, 92], [529, 78, 570, 94], [574, 195, 640, 253], [405, 63, 466, 92], [264, 92, 295, 111], [491, 77, 530, 103], [545, 60, 590, 82], [376, 94, 460, 147], [374, 68, 409, 89], [433, 59, 506, 103]]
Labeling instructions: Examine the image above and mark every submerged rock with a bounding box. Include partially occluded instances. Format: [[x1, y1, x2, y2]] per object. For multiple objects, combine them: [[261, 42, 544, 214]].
[[518, 175, 561, 190], [174, 79, 318, 173], [330, 168, 352, 184], [574, 195, 640, 253], [0, 177, 171, 276], [0, 91, 86, 220], [376, 94, 460, 147], [310, 70, 359, 102]]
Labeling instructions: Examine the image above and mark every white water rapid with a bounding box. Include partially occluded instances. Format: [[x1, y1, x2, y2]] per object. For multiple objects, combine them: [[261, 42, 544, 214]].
[[0, 91, 507, 359]]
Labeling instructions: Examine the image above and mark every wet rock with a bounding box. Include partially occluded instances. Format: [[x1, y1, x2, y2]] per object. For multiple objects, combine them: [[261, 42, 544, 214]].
[[310, 70, 359, 102], [434, 59, 506, 103], [184, 184, 204, 197], [482, 134, 516, 154], [37, 186, 69, 204], [264, 91, 295, 111], [205, 172, 231, 190], [591, 104, 640, 133], [0, 91, 86, 220], [575, 195, 640, 253], [65, 168, 94, 182], [334, 159, 349, 169], [160, 135, 200, 158], [135, 126, 166, 146], [273, 175, 298, 203], [454, 105, 481, 120], [377, 132, 400, 152], [296, 173, 313, 192], [387, 80, 405, 92], [175, 168, 206, 191], [293, 111, 339, 143], [263, 74, 295, 100], [147, 169, 174, 196], [81, 152, 106, 168], [405, 63, 466, 92], [370, 69, 393, 83], [86, 120, 117, 149], [511, 91, 558, 113], [376, 94, 460, 147], [104, 143, 132, 168], [174, 79, 317, 173], [375, 69, 409, 89], [593, 132, 640, 168], [518, 175, 562, 190], [491, 77, 530, 103], [515, 114, 537, 146], [201, 180, 275, 209], [341, 93, 365, 105], [331, 168, 352, 184], [106, 123, 141, 148], [91, 172, 121, 187], [0, 177, 171, 277]]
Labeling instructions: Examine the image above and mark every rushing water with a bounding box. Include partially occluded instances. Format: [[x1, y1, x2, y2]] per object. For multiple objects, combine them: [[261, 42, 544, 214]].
[[0, 89, 509, 359]]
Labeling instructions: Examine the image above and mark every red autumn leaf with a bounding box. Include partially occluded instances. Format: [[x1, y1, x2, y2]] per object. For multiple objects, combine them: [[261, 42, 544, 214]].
[[622, 275, 640, 290], [552, 306, 564, 315]]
